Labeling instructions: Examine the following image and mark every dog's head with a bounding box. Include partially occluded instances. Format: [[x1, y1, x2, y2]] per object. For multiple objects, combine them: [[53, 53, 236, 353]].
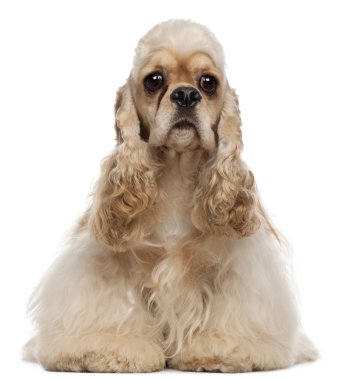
[[116, 20, 230, 152], [89, 20, 261, 251]]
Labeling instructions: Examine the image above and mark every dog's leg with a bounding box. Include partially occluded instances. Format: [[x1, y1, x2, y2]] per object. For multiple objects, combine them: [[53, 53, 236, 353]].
[[28, 229, 165, 372]]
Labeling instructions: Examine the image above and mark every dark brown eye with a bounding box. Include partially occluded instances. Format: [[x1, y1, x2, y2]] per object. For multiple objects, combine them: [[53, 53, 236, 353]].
[[144, 72, 163, 93], [200, 75, 217, 94]]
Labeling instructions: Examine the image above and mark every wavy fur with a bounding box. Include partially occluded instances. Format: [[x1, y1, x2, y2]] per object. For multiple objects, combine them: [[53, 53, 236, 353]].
[[89, 84, 161, 251], [192, 88, 261, 237]]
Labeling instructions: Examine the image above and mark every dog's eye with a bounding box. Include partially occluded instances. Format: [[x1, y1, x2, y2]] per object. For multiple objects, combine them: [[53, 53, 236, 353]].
[[144, 73, 163, 93], [200, 75, 217, 94]]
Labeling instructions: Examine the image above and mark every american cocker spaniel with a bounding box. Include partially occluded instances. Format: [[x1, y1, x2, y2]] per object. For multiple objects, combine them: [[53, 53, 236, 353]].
[[25, 20, 317, 372]]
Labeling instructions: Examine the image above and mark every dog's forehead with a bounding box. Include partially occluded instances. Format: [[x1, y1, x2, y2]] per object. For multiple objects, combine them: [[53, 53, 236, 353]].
[[138, 50, 220, 79], [132, 20, 225, 79]]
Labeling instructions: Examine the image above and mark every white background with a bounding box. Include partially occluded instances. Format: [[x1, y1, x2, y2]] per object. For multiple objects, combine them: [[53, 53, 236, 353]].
[[1, 0, 359, 378]]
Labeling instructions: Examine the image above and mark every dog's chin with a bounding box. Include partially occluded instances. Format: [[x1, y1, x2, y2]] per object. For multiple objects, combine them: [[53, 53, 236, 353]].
[[164, 121, 200, 151]]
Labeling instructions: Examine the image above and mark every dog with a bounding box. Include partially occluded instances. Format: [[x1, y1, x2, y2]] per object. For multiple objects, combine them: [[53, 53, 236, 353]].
[[25, 20, 317, 372]]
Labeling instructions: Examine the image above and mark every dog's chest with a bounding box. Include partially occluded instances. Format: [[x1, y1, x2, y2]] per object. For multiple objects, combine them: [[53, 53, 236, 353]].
[[153, 155, 196, 247]]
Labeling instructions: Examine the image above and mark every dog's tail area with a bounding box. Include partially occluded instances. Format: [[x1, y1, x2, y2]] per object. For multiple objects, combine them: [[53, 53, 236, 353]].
[[22, 336, 37, 362], [295, 333, 319, 364]]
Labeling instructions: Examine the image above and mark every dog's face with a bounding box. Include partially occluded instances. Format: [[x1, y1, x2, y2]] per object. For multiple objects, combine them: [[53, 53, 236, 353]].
[[114, 20, 229, 152], [131, 50, 225, 151]]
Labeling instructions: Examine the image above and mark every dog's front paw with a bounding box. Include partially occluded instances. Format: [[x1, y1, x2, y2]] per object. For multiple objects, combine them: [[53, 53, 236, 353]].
[[166, 333, 295, 373], [46, 350, 164, 373], [39, 335, 165, 373], [168, 353, 253, 373]]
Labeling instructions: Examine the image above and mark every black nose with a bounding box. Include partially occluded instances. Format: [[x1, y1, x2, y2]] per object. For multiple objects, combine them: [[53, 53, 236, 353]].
[[170, 87, 202, 107]]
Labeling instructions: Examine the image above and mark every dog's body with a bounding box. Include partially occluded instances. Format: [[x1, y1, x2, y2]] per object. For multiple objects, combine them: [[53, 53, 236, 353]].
[[26, 20, 317, 372]]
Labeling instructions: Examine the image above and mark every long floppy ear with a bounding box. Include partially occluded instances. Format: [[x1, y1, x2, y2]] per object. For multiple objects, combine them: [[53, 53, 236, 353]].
[[191, 87, 262, 238], [88, 82, 160, 251]]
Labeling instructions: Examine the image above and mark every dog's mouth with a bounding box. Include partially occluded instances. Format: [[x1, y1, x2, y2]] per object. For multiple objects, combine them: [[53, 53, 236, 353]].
[[171, 120, 199, 136], [165, 119, 200, 151], [172, 120, 196, 130]]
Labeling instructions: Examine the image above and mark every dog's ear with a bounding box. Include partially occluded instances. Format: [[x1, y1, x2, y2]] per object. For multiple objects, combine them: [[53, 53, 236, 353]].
[[114, 86, 124, 143], [114, 82, 143, 144], [191, 86, 261, 238], [88, 81, 160, 251]]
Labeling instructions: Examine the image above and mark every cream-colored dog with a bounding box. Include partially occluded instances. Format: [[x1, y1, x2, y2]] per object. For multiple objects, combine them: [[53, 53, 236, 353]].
[[25, 20, 317, 372]]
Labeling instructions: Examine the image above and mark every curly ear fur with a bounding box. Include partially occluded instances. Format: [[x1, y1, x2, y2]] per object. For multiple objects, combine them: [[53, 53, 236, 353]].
[[88, 83, 160, 251], [191, 88, 262, 238]]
